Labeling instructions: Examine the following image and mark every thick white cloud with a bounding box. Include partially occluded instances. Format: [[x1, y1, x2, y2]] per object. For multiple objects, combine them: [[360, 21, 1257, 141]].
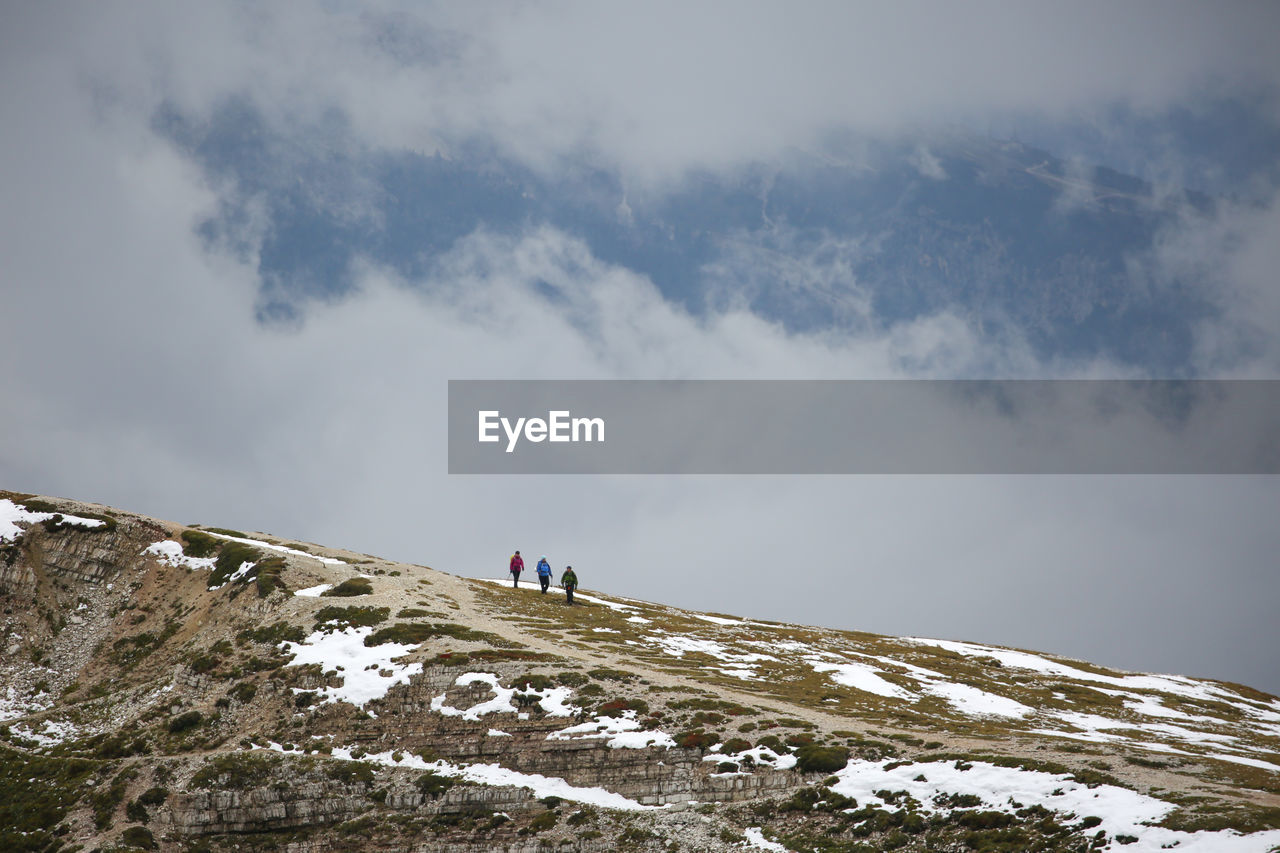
[[6, 2, 1280, 186], [1169, 201, 1280, 375]]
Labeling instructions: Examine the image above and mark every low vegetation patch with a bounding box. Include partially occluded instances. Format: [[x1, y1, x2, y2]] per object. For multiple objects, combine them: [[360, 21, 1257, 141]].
[[469, 648, 548, 661], [91, 766, 137, 830], [77, 732, 149, 760], [780, 785, 857, 813], [1160, 804, 1280, 834], [314, 606, 389, 631], [203, 526, 248, 538], [366, 622, 504, 646], [520, 809, 558, 835], [325, 761, 375, 785], [0, 745, 97, 853], [795, 743, 851, 774], [588, 667, 637, 682], [180, 529, 219, 558], [190, 753, 282, 790], [167, 711, 203, 734], [512, 673, 555, 690], [676, 730, 721, 750], [670, 698, 756, 715], [415, 770, 455, 799], [322, 578, 374, 597], [255, 556, 288, 597], [108, 620, 180, 668], [120, 825, 157, 850], [433, 649, 556, 667], [598, 698, 649, 717], [238, 621, 305, 645], [209, 542, 262, 588]]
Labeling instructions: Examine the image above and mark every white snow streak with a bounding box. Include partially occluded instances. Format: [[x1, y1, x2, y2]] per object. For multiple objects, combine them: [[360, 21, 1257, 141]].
[[1, 499, 104, 541]]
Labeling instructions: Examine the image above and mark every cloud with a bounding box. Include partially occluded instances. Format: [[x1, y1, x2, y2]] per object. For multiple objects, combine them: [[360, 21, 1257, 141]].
[[8, 2, 1280, 188], [1125, 196, 1280, 376], [909, 146, 947, 180]]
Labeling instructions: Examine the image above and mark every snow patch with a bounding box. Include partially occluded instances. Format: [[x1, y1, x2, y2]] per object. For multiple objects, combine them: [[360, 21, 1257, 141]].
[[744, 827, 788, 851], [294, 583, 334, 597], [432, 672, 517, 720], [0, 685, 52, 721], [280, 627, 421, 707], [431, 672, 578, 721], [923, 681, 1033, 719], [806, 650, 1030, 718], [1037, 710, 1244, 750], [209, 560, 256, 590], [689, 613, 745, 626], [1207, 753, 1280, 773], [319, 745, 660, 810], [1122, 694, 1208, 721], [829, 758, 1280, 852], [547, 710, 675, 750], [809, 659, 912, 699], [906, 637, 1248, 706], [10, 719, 80, 747], [142, 540, 216, 571], [646, 633, 777, 679], [1, 499, 104, 542], [705, 745, 796, 771], [204, 530, 347, 565]]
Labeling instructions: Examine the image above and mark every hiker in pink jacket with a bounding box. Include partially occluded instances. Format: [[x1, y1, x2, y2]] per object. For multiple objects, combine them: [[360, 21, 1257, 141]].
[[509, 550, 524, 588]]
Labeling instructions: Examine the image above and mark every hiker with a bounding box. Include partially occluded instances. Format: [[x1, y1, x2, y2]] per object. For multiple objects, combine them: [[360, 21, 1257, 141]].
[[536, 555, 552, 593], [509, 550, 524, 588], [560, 565, 578, 605]]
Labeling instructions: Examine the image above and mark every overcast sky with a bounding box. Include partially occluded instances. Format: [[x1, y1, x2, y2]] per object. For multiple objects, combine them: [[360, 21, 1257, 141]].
[[2, 2, 1278, 694]]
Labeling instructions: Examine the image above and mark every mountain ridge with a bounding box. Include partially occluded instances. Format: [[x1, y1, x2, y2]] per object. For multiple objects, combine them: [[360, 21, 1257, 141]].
[[1, 490, 1277, 852]]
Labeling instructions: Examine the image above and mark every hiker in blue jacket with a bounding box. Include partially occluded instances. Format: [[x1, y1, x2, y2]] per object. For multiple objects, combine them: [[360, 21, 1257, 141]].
[[535, 555, 553, 593]]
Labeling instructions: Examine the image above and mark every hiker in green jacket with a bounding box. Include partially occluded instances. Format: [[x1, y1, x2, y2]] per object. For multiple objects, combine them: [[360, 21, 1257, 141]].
[[560, 565, 578, 606]]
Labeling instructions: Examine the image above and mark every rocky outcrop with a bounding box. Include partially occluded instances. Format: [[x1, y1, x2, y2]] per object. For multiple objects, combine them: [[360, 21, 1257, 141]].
[[170, 780, 374, 835], [0, 505, 165, 589]]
